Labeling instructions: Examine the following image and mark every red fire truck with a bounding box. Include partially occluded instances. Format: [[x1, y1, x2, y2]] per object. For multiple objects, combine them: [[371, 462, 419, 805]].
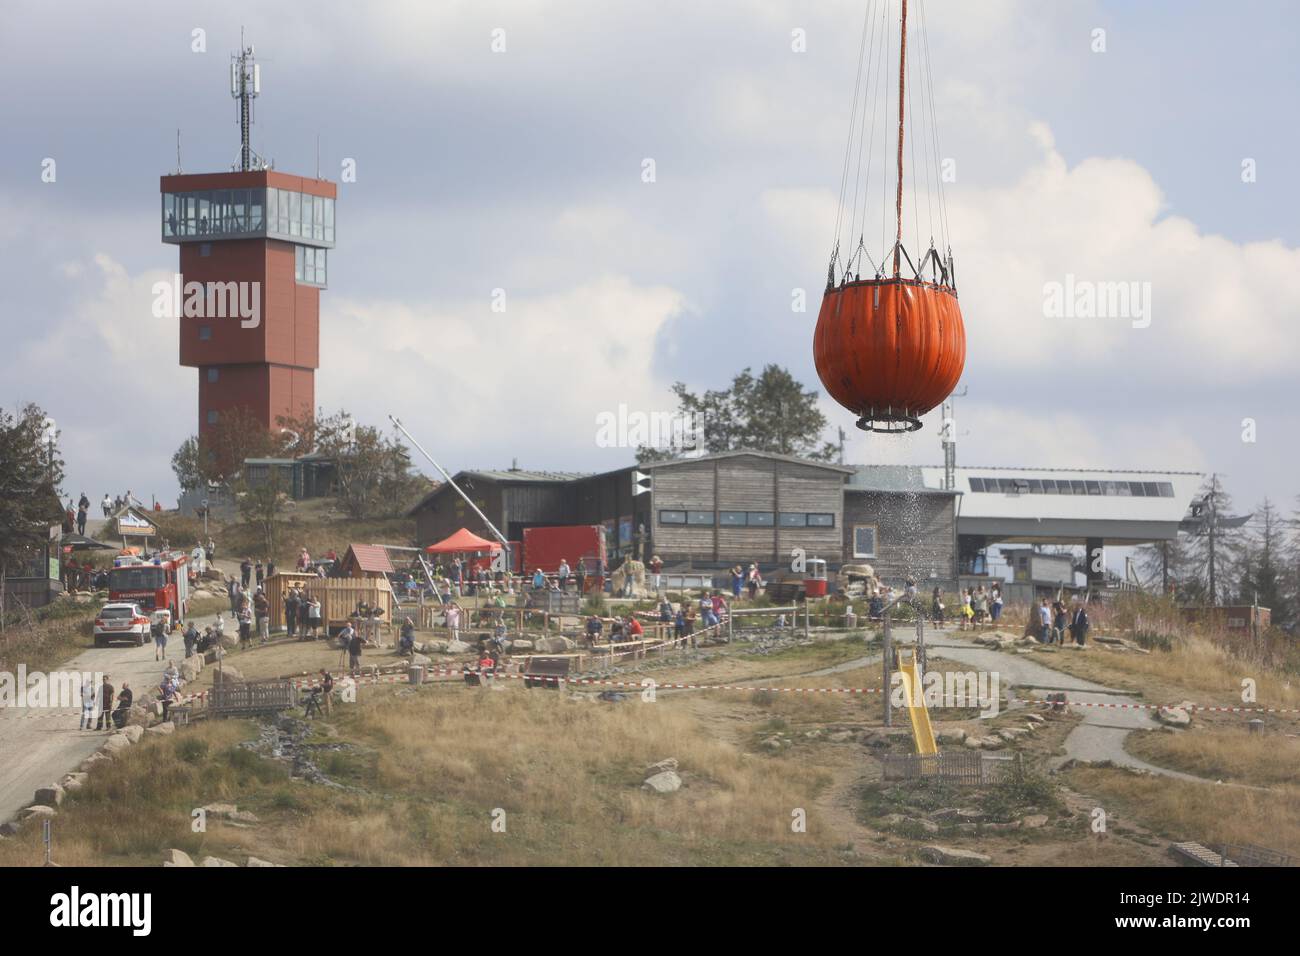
[[108, 551, 190, 629]]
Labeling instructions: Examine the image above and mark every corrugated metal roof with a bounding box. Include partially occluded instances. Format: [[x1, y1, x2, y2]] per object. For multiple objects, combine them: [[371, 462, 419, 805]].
[[464, 469, 591, 482], [846, 465, 954, 495]]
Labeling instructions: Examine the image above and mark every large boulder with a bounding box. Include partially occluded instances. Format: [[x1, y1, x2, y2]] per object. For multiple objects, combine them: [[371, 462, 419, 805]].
[[179, 659, 202, 682], [59, 773, 88, 793], [212, 664, 245, 684], [21, 805, 57, 822], [443, 640, 471, 655], [101, 734, 132, 758], [79, 752, 110, 773], [145, 722, 175, 737], [200, 856, 237, 867], [33, 785, 65, 808], [124, 703, 153, 728], [163, 849, 195, 867], [1155, 704, 1192, 728], [120, 724, 145, 744], [535, 636, 575, 654], [919, 845, 991, 867], [508, 639, 533, 652], [642, 771, 683, 794]]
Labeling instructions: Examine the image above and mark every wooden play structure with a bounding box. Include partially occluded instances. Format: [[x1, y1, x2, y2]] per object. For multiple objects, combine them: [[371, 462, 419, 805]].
[[266, 571, 395, 633]]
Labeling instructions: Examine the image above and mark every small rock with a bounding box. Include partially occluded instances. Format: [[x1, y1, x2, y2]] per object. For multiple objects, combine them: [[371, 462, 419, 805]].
[[937, 729, 967, 744], [918, 845, 991, 866], [828, 730, 854, 742], [163, 848, 195, 867], [213, 665, 245, 683], [508, 639, 533, 651], [443, 640, 471, 654], [21, 805, 57, 821], [60, 773, 88, 792], [642, 770, 682, 794], [646, 758, 679, 775], [1020, 814, 1049, 829], [1025, 713, 1045, 724], [145, 722, 175, 737], [246, 856, 277, 867], [200, 856, 237, 867], [964, 737, 983, 750]]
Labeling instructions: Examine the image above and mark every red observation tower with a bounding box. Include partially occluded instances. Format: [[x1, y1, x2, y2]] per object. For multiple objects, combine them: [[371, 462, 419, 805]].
[[160, 41, 336, 437]]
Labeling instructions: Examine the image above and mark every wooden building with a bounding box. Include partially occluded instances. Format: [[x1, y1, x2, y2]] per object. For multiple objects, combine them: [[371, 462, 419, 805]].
[[843, 466, 959, 584], [408, 452, 856, 570], [337, 543, 396, 580]]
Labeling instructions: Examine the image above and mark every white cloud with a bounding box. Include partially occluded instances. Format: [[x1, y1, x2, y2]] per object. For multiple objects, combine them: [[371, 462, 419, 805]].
[[323, 274, 686, 469]]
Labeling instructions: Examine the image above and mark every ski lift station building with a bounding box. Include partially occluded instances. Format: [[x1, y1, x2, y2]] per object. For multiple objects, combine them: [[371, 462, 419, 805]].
[[407, 451, 1202, 591]]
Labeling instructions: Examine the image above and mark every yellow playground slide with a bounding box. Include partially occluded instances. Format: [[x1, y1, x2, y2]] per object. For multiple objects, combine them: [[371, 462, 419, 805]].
[[897, 651, 938, 755]]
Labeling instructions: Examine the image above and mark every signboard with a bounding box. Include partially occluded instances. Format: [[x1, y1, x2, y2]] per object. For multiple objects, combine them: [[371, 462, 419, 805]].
[[116, 509, 158, 538]]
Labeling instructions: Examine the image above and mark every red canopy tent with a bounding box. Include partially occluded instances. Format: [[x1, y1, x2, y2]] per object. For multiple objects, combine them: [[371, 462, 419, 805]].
[[424, 528, 501, 554]]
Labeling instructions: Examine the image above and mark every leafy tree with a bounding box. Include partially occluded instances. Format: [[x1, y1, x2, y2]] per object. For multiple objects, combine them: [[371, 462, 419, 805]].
[[171, 406, 287, 496], [236, 470, 286, 557], [311, 411, 421, 519], [638, 365, 837, 463], [0, 404, 64, 583]]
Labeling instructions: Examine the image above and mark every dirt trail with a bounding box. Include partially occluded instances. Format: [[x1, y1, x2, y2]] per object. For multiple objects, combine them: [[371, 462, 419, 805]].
[[0, 607, 225, 825], [703, 627, 1227, 785]]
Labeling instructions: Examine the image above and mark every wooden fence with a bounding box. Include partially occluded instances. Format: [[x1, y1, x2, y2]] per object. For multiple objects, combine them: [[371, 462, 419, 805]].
[[209, 678, 298, 718], [265, 572, 395, 632], [880, 750, 1023, 785]]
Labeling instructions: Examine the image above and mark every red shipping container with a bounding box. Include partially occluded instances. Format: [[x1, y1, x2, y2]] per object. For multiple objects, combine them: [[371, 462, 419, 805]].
[[522, 525, 607, 576]]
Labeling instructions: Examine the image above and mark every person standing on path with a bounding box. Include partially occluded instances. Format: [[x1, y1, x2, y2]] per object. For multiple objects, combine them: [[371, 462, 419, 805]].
[[152, 616, 168, 661], [80, 675, 97, 730], [238, 602, 253, 649], [285, 587, 299, 639], [240, 557, 252, 589], [94, 675, 115, 731], [347, 626, 363, 674], [1070, 602, 1090, 646], [254, 588, 270, 644]]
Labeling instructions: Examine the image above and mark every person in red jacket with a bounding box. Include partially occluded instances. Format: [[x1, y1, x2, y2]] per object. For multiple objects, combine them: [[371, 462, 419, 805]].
[[626, 616, 644, 639]]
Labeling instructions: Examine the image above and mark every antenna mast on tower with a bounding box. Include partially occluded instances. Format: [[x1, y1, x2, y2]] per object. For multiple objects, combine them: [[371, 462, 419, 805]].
[[230, 31, 266, 171]]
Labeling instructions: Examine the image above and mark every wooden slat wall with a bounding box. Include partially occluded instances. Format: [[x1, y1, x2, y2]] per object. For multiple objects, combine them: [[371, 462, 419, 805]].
[[266, 573, 394, 629], [843, 491, 955, 583], [775, 460, 843, 561], [652, 455, 845, 564]]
